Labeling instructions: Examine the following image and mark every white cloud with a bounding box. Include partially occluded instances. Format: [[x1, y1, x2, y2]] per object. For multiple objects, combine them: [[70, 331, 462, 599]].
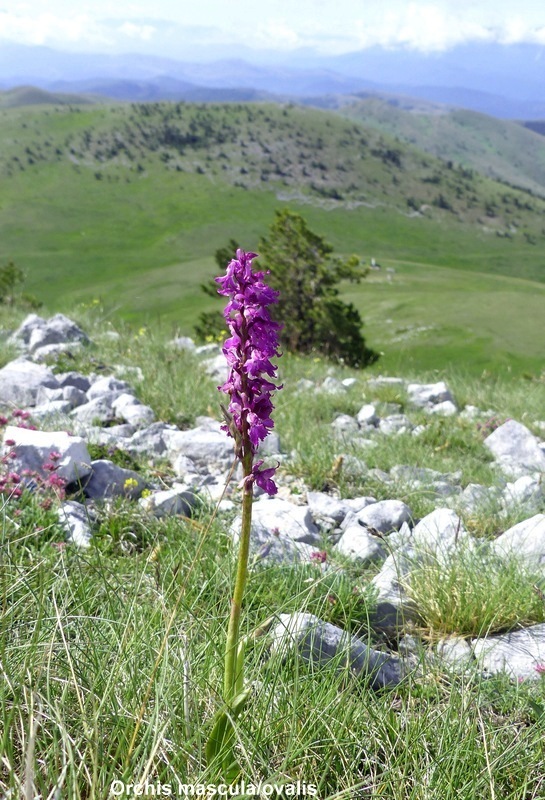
[[255, 18, 301, 49], [0, 10, 111, 46], [118, 21, 156, 41]]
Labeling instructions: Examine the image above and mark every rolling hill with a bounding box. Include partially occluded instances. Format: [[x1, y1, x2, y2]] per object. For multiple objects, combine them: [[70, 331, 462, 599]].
[[0, 100, 544, 374], [338, 97, 545, 198]]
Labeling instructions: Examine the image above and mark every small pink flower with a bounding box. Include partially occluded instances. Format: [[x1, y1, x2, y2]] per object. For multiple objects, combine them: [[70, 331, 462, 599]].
[[11, 409, 23, 418], [535, 664, 545, 674], [311, 550, 327, 563], [51, 541, 67, 550], [0, 416, 8, 426], [49, 451, 61, 461], [5, 439, 16, 447]]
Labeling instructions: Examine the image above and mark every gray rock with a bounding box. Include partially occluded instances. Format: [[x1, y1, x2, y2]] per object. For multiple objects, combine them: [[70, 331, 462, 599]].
[[8, 313, 46, 347], [32, 342, 84, 362], [368, 376, 405, 389], [390, 464, 444, 485], [471, 624, 545, 680], [3, 425, 91, 484], [31, 400, 73, 420], [320, 376, 346, 395], [306, 491, 352, 525], [407, 381, 454, 408], [196, 343, 221, 356], [344, 496, 378, 513], [456, 483, 499, 513], [83, 460, 147, 500], [355, 499, 413, 534], [111, 393, 155, 427], [248, 497, 320, 544], [257, 431, 281, 456], [411, 508, 467, 552], [484, 419, 545, 477], [57, 501, 93, 548], [123, 422, 176, 457], [172, 453, 199, 477], [270, 613, 403, 689], [56, 371, 91, 393], [341, 378, 358, 389], [169, 336, 196, 351], [166, 426, 234, 469], [35, 386, 64, 405], [331, 414, 359, 435], [492, 514, 545, 568], [230, 516, 317, 565], [295, 378, 314, 392], [70, 396, 117, 426], [379, 414, 413, 435], [139, 488, 195, 518], [335, 525, 386, 563], [435, 637, 474, 669], [27, 313, 89, 354], [503, 476, 543, 508], [87, 375, 132, 400], [203, 353, 229, 382], [370, 549, 418, 631], [0, 359, 59, 407], [356, 403, 379, 427], [427, 400, 458, 417]]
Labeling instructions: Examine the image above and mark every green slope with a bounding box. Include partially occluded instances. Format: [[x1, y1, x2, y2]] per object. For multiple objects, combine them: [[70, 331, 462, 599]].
[[0, 86, 99, 108], [0, 101, 544, 375], [339, 97, 545, 198]]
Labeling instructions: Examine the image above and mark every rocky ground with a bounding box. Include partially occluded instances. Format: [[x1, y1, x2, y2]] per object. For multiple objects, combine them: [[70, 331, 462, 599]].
[[1, 312, 545, 690]]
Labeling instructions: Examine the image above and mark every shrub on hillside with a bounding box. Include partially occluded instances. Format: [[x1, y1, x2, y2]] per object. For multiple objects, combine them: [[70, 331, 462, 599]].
[[195, 211, 378, 368]]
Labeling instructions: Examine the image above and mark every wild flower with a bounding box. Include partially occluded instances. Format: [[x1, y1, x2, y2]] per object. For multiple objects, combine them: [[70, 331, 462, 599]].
[[207, 248, 281, 778]]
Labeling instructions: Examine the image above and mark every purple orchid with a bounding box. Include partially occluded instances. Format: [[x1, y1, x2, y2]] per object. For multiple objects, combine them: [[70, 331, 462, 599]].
[[217, 248, 281, 494]]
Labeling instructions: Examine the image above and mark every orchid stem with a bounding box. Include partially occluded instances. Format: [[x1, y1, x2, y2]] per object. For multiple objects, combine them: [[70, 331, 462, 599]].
[[223, 451, 253, 703]]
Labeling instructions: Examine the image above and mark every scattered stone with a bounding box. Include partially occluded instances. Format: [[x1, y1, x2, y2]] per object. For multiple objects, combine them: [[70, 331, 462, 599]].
[[166, 425, 234, 469], [169, 336, 196, 351], [139, 488, 195, 518], [503, 476, 543, 508], [8, 313, 46, 347], [87, 376, 132, 400], [71, 396, 117, 426], [57, 501, 93, 548], [3, 425, 91, 484], [335, 525, 386, 563], [427, 400, 458, 417], [203, 353, 228, 382], [492, 514, 545, 568], [355, 499, 413, 534], [0, 359, 59, 407], [111, 394, 155, 427], [407, 381, 454, 409], [331, 414, 359, 435], [356, 404, 379, 427], [379, 414, 412, 435], [248, 497, 320, 544], [484, 419, 545, 477], [341, 378, 358, 389], [295, 378, 314, 392], [435, 636, 474, 669], [307, 491, 352, 525], [411, 508, 467, 553], [56, 371, 91, 393], [457, 483, 497, 513], [270, 613, 403, 689], [83, 460, 147, 500], [320, 377, 345, 395], [27, 313, 89, 355], [31, 400, 73, 420], [471, 623, 545, 680], [123, 422, 177, 457], [368, 376, 405, 389]]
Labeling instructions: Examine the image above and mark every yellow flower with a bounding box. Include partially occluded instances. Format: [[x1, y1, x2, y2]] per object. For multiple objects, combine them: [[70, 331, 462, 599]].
[[123, 477, 139, 491]]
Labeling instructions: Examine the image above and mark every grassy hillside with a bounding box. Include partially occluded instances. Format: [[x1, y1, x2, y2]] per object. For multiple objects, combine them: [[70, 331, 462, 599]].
[[0, 86, 99, 108], [339, 97, 545, 198], [0, 101, 544, 375]]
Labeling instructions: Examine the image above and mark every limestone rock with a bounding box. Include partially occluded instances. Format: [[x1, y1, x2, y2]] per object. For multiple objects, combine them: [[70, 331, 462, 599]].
[[471, 624, 545, 680], [57, 501, 93, 548], [492, 514, 545, 568], [3, 425, 91, 484], [335, 525, 386, 563], [484, 419, 545, 477], [139, 488, 195, 518], [355, 499, 413, 534], [270, 613, 403, 689], [83, 460, 147, 500], [0, 359, 59, 407], [407, 381, 454, 409]]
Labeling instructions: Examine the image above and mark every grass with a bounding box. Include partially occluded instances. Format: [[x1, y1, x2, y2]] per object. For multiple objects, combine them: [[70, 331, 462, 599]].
[[2, 305, 545, 795], [406, 541, 545, 639], [0, 101, 545, 376]]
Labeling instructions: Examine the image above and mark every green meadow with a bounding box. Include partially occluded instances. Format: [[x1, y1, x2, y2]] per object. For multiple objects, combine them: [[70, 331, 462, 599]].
[[0, 101, 544, 375]]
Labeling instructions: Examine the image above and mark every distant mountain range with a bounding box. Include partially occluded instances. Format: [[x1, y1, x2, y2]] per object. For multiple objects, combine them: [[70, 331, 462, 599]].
[[1, 39, 545, 118]]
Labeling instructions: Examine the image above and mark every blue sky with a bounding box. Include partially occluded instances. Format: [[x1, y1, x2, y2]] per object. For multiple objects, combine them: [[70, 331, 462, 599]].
[[2, 0, 545, 57]]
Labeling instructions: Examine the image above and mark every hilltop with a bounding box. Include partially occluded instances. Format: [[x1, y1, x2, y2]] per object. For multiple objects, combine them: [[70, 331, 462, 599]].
[[338, 97, 545, 199], [1, 100, 545, 374]]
